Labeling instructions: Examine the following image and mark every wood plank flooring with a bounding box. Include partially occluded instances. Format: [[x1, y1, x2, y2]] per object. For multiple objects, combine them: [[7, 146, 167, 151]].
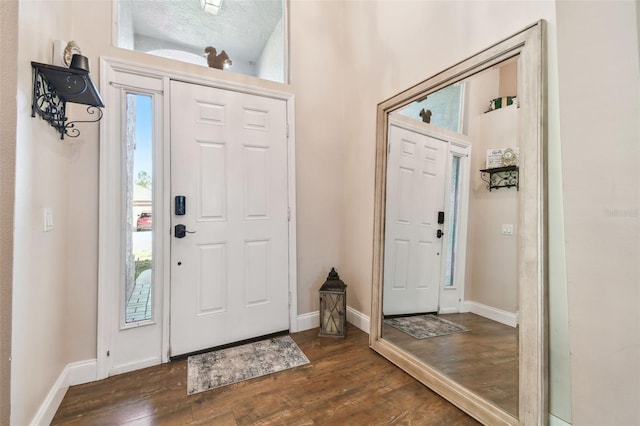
[[52, 325, 479, 425], [383, 313, 518, 416]]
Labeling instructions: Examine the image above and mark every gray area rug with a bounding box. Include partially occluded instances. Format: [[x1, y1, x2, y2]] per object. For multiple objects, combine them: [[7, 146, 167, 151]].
[[384, 314, 470, 339], [187, 335, 310, 395]]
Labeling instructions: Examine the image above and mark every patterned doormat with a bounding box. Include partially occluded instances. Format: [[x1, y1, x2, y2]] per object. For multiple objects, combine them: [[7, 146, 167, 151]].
[[384, 314, 470, 339], [187, 335, 310, 395]]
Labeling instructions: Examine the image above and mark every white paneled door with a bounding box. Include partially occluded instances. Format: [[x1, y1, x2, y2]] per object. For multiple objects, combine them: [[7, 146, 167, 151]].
[[170, 81, 290, 356], [383, 121, 447, 315]]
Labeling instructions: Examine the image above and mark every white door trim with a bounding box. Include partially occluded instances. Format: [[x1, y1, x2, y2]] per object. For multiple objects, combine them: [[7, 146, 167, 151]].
[[98, 57, 297, 379]]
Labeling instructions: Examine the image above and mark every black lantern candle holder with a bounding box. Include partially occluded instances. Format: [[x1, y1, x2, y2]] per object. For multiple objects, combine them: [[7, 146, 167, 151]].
[[319, 267, 347, 338]]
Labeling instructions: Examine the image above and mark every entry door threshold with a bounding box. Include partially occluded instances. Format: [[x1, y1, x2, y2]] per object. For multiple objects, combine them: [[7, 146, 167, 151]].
[[170, 329, 289, 360]]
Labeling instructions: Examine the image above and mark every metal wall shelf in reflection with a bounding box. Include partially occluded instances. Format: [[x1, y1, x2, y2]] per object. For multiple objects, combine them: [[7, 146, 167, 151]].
[[480, 165, 519, 191]]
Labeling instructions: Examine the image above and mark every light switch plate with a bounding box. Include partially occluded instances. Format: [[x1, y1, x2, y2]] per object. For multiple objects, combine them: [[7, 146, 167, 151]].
[[502, 224, 514, 235], [44, 207, 54, 232]]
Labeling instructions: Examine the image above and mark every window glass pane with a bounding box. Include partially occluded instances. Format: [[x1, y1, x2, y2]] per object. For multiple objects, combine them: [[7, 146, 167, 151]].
[[444, 156, 461, 287], [125, 93, 153, 324], [395, 83, 464, 133], [117, 0, 286, 83]]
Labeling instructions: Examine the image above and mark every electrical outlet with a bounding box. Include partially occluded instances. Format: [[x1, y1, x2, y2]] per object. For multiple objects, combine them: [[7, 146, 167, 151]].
[[502, 224, 513, 235]]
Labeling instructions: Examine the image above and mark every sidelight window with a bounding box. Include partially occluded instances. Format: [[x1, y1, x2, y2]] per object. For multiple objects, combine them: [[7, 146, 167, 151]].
[[444, 155, 462, 287], [124, 93, 154, 324]]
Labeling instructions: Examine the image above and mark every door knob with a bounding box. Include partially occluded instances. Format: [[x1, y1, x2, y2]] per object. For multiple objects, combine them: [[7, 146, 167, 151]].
[[175, 224, 196, 238], [437, 229, 443, 239]]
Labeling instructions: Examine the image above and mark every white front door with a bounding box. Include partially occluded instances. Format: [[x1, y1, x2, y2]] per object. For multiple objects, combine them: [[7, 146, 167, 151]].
[[383, 119, 447, 315], [170, 81, 290, 356]]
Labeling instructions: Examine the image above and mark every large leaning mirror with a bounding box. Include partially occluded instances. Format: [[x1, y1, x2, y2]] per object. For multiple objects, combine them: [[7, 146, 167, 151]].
[[370, 21, 547, 425]]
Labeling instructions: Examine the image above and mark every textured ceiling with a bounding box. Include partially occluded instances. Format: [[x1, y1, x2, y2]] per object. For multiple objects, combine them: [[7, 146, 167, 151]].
[[130, 0, 283, 64]]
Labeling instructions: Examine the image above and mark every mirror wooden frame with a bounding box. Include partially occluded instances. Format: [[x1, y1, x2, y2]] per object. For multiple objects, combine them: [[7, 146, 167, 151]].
[[370, 21, 547, 425]]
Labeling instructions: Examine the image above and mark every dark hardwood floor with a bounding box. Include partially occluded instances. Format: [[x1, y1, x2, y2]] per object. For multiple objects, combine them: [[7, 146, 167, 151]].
[[52, 324, 479, 425], [383, 313, 518, 416]]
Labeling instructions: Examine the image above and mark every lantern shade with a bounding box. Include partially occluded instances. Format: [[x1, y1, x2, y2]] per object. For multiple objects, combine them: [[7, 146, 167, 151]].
[[319, 268, 347, 338]]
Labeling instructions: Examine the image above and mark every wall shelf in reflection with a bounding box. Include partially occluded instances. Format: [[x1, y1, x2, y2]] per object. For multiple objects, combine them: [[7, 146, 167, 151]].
[[480, 166, 519, 191]]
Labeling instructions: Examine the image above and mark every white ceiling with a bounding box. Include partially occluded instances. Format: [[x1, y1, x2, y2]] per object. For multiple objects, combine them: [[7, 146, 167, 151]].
[[129, 0, 283, 65]]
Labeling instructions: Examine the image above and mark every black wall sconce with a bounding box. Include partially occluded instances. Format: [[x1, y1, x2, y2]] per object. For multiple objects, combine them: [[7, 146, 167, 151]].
[[31, 54, 104, 140]]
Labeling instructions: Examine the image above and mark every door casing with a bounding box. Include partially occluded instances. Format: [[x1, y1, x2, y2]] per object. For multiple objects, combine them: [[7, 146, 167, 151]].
[[98, 57, 298, 379]]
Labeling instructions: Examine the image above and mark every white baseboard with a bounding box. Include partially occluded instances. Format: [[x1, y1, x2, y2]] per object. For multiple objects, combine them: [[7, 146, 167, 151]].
[[549, 414, 572, 426], [30, 359, 97, 426], [296, 311, 319, 331], [68, 359, 98, 386], [462, 301, 518, 328], [347, 306, 370, 333], [110, 356, 161, 377], [30, 367, 68, 426], [297, 307, 370, 334]]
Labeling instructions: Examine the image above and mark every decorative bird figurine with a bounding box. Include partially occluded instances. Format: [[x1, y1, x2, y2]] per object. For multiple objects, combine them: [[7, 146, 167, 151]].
[[205, 46, 232, 70]]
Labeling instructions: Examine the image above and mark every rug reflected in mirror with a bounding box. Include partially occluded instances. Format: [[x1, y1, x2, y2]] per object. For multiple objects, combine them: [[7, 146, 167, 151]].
[[384, 314, 470, 339], [187, 335, 310, 395]]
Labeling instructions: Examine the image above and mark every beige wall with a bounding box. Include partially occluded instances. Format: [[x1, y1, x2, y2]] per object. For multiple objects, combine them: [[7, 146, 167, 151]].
[[555, 1, 640, 425], [465, 68, 519, 313], [12, 1, 75, 424], [0, 2, 18, 424], [288, 0, 346, 313]]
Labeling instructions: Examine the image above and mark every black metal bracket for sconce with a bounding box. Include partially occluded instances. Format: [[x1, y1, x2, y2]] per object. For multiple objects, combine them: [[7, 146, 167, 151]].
[[31, 61, 104, 140]]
